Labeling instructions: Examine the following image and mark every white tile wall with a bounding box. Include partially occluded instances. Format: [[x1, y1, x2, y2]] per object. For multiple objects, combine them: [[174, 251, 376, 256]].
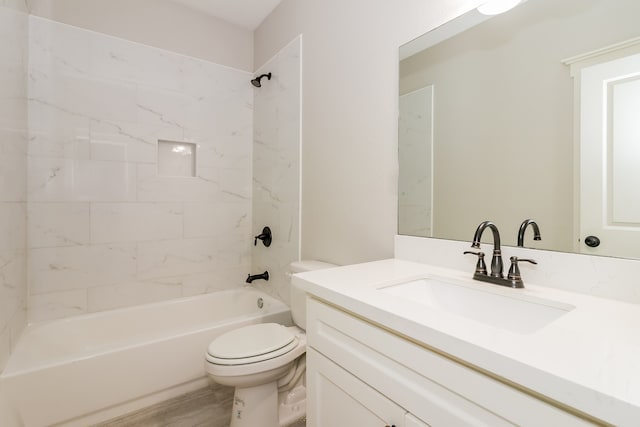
[[27, 17, 253, 322], [183, 202, 250, 239], [29, 289, 87, 323], [90, 203, 184, 243], [29, 243, 138, 294], [0, 130, 27, 201], [28, 203, 91, 248], [0, 2, 27, 372], [251, 37, 302, 304]]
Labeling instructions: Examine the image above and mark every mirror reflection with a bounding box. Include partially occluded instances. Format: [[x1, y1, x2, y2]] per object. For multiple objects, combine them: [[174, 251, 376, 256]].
[[398, 0, 640, 259]]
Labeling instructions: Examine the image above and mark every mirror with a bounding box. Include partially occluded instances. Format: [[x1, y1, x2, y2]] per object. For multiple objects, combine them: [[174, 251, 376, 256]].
[[398, 0, 640, 258]]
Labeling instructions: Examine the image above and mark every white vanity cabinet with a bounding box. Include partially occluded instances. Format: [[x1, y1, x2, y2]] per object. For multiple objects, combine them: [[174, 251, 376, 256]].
[[305, 297, 596, 427], [308, 349, 430, 427], [307, 348, 406, 426]]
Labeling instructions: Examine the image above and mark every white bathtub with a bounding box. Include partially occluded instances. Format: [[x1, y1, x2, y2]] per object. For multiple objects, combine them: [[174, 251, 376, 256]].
[[0, 288, 292, 427]]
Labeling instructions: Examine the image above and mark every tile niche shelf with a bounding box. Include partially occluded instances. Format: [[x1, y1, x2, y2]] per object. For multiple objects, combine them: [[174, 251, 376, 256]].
[[157, 140, 197, 177]]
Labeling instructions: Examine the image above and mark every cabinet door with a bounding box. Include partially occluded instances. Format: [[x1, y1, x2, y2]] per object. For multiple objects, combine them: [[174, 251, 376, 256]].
[[307, 348, 406, 427]]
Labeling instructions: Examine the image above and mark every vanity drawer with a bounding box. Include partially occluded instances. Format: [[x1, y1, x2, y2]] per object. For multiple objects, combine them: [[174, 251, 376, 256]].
[[307, 297, 596, 427]]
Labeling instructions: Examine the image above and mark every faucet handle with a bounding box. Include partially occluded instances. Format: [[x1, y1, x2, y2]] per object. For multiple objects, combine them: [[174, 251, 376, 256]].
[[464, 251, 487, 275], [254, 226, 272, 247], [507, 256, 537, 281]]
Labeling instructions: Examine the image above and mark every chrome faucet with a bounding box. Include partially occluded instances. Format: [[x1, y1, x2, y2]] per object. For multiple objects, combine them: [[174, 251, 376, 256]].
[[465, 220, 536, 288], [471, 220, 503, 278], [517, 219, 541, 247]]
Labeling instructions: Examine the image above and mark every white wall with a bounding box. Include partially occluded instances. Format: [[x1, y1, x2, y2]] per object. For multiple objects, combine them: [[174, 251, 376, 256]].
[[27, 17, 253, 322], [254, 0, 485, 265], [27, 0, 253, 71], [0, 0, 28, 373]]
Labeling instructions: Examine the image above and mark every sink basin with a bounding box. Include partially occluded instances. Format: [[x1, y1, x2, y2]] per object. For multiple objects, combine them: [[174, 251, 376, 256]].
[[379, 277, 574, 334]]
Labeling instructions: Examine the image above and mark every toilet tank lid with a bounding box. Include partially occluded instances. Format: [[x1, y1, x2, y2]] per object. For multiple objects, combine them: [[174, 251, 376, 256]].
[[289, 260, 337, 273]]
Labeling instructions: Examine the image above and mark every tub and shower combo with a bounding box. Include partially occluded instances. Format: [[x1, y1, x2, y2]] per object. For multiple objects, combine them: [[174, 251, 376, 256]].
[[0, 288, 291, 426]]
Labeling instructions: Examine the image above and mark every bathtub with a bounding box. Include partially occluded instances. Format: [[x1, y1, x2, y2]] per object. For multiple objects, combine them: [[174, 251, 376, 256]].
[[0, 288, 292, 427]]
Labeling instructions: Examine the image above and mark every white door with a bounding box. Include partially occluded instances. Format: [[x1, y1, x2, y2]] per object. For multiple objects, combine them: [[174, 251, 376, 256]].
[[580, 52, 640, 258], [398, 86, 434, 237], [306, 348, 406, 427]]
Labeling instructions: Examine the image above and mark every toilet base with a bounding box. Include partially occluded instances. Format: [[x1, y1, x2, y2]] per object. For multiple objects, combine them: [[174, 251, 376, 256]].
[[278, 384, 306, 427], [230, 382, 278, 427], [228, 382, 306, 427]]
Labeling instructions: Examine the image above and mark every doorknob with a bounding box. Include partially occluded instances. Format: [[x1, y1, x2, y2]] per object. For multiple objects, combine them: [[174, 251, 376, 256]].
[[584, 235, 600, 247]]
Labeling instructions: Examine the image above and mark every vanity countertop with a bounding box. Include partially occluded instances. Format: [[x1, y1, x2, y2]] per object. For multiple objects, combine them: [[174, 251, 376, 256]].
[[293, 258, 640, 426]]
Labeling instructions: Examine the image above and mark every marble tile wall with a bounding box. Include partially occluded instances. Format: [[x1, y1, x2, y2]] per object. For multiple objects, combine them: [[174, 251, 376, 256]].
[[251, 37, 301, 304], [0, 1, 28, 372], [27, 17, 253, 322]]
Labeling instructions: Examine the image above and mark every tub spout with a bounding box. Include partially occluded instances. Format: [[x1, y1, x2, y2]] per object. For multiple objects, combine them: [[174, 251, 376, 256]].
[[246, 271, 269, 283]]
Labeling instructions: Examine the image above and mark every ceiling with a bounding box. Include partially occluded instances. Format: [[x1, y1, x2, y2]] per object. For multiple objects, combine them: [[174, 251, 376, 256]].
[[169, 0, 283, 30]]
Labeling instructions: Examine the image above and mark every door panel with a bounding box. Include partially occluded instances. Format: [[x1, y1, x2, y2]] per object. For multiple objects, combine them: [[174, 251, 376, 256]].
[[580, 52, 640, 257], [306, 348, 406, 427]]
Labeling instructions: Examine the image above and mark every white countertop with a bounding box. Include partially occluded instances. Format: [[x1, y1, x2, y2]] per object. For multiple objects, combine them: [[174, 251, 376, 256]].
[[293, 259, 640, 426]]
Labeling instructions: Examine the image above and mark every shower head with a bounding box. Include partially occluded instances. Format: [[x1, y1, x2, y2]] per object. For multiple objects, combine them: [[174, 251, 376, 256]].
[[251, 72, 271, 88]]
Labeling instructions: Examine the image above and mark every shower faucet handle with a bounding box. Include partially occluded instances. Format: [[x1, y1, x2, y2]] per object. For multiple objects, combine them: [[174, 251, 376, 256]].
[[254, 226, 272, 247]]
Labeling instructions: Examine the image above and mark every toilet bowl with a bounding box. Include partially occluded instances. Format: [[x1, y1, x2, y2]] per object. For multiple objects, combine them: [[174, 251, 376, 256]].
[[205, 260, 336, 427]]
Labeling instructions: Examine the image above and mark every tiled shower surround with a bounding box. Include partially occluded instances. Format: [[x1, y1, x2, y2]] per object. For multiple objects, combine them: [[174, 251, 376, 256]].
[[251, 37, 302, 304], [27, 17, 253, 322], [0, 1, 28, 371]]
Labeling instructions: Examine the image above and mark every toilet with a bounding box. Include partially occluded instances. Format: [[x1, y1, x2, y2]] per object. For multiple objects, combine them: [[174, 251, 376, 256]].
[[205, 260, 336, 427]]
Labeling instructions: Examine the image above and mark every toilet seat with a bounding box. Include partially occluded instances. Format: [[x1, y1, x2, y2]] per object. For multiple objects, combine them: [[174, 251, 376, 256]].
[[206, 323, 298, 365], [205, 324, 306, 379]]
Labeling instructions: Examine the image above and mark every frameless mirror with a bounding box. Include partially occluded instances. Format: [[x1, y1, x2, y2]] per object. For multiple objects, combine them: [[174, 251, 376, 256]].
[[398, 0, 640, 259]]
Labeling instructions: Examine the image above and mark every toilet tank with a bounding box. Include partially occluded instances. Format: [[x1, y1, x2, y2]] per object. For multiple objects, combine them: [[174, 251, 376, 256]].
[[289, 260, 336, 330]]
